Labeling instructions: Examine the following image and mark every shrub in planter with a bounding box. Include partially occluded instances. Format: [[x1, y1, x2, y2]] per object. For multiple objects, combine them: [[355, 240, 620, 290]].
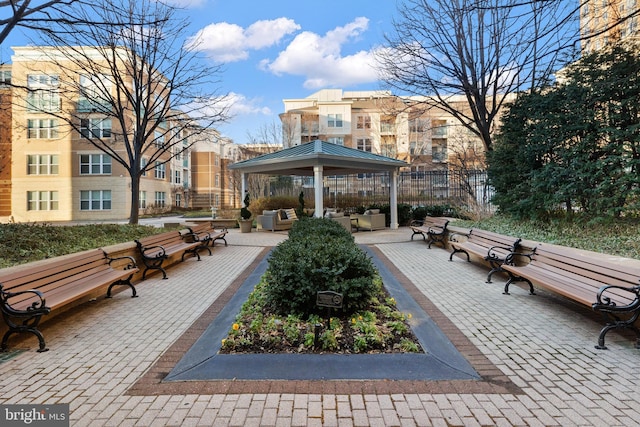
[[264, 218, 378, 316]]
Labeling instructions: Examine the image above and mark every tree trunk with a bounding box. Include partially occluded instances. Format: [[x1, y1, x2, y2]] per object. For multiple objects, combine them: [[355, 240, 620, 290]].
[[129, 173, 140, 224]]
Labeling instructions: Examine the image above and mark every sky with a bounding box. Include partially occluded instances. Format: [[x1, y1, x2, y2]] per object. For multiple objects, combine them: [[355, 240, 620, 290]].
[[1, 0, 400, 144]]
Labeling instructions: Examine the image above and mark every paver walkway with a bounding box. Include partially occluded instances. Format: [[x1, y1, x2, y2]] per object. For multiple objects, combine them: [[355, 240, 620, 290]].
[[1, 227, 639, 426]]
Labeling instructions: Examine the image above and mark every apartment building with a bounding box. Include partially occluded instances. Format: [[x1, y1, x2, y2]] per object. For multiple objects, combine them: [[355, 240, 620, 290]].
[[581, 0, 639, 53], [0, 64, 11, 216], [2, 46, 206, 222], [280, 89, 485, 174]]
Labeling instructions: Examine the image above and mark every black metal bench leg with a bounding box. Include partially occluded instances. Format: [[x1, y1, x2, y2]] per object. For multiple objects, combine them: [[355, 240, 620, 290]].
[[1, 326, 48, 353], [503, 276, 535, 295], [107, 276, 137, 298], [449, 248, 470, 262]]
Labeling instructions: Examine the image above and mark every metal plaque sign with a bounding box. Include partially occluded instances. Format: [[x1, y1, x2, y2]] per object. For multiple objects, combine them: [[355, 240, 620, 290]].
[[316, 291, 343, 309]]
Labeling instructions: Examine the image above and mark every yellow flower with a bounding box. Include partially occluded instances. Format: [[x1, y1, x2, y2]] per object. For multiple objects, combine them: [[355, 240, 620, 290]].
[[406, 313, 413, 319], [232, 323, 240, 331], [221, 339, 226, 345], [358, 316, 363, 321], [351, 318, 356, 324]]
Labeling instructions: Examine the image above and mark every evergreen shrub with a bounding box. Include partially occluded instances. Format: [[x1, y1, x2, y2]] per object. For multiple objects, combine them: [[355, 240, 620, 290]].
[[264, 218, 378, 316]]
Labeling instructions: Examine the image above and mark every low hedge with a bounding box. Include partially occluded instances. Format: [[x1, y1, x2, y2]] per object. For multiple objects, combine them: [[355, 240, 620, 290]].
[[264, 218, 378, 316]]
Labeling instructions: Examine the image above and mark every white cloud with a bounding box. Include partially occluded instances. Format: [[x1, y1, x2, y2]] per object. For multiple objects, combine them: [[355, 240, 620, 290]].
[[261, 17, 380, 89], [226, 92, 272, 116], [187, 18, 300, 63]]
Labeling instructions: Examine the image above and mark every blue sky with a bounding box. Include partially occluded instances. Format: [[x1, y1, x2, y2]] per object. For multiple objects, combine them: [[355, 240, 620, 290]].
[[2, 0, 398, 144]]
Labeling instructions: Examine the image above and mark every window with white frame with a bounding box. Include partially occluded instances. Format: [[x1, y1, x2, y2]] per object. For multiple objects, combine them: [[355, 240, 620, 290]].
[[27, 119, 59, 139], [0, 70, 10, 86], [215, 174, 220, 187], [80, 118, 111, 139], [27, 119, 58, 139], [154, 162, 166, 179], [356, 138, 372, 152], [80, 190, 111, 210], [327, 137, 344, 146], [27, 155, 59, 175], [174, 169, 181, 184], [154, 130, 164, 148], [327, 114, 343, 128], [139, 191, 147, 209], [356, 115, 371, 130], [27, 191, 59, 211], [140, 158, 147, 177], [78, 74, 111, 112], [26, 74, 60, 112], [154, 191, 166, 207], [175, 193, 181, 207], [80, 154, 112, 175]]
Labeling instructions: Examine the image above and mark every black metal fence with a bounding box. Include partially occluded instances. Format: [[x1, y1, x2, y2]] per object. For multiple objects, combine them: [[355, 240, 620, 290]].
[[282, 170, 494, 214]]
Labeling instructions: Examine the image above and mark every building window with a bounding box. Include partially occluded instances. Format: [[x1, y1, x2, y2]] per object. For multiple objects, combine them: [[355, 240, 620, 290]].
[[215, 174, 220, 187], [433, 145, 447, 162], [175, 193, 181, 207], [78, 74, 111, 112], [80, 118, 112, 139], [139, 191, 147, 209], [27, 155, 59, 175], [154, 191, 166, 207], [327, 137, 344, 146], [27, 191, 59, 211], [357, 138, 372, 152], [27, 119, 59, 139], [154, 130, 164, 148], [410, 119, 429, 133], [0, 70, 10, 86], [174, 169, 181, 184], [80, 154, 112, 175], [356, 116, 371, 130], [141, 158, 147, 177], [80, 190, 111, 210], [154, 162, 166, 179], [327, 114, 343, 128], [26, 74, 60, 112]]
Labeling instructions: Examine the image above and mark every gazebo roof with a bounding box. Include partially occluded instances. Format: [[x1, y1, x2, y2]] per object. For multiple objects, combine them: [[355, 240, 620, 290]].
[[228, 139, 408, 176]]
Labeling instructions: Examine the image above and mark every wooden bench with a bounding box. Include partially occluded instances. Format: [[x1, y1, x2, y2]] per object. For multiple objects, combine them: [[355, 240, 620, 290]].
[[0, 248, 138, 352], [135, 231, 201, 280], [449, 229, 523, 283], [409, 217, 449, 248], [185, 222, 228, 254], [501, 243, 640, 349]]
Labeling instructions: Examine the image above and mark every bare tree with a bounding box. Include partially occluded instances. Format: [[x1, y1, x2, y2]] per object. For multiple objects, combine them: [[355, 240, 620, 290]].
[[18, 0, 229, 223], [0, 0, 92, 46], [377, 0, 580, 152]]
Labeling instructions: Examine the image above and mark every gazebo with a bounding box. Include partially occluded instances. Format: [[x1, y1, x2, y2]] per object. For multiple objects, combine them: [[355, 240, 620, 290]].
[[228, 140, 408, 229]]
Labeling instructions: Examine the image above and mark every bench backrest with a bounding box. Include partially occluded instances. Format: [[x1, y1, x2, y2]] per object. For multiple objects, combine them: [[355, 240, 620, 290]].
[[188, 223, 210, 234], [0, 249, 110, 304], [136, 231, 184, 248], [469, 229, 521, 251], [423, 217, 449, 230], [532, 243, 640, 304]]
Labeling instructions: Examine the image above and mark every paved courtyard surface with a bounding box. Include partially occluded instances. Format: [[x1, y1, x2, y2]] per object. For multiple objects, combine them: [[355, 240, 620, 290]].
[[1, 227, 640, 426]]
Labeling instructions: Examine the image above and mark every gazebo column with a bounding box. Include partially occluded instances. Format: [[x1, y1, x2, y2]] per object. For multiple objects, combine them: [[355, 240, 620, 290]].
[[240, 173, 247, 208], [390, 170, 399, 230], [314, 166, 324, 218]]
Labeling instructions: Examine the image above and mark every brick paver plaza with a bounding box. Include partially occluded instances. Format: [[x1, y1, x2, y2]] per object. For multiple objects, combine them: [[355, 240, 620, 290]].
[[1, 228, 639, 426]]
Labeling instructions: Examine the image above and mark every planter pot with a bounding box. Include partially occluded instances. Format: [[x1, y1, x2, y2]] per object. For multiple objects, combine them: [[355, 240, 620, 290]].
[[238, 219, 253, 233]]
